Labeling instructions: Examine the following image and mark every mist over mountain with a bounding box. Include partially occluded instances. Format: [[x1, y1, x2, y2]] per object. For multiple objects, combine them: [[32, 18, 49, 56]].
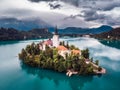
[[0, 17, 112, 35], [0, 17, 52, 31]]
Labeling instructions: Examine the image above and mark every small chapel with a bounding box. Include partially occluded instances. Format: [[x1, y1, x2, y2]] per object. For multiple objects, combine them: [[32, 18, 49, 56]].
[[39, 26, 59, 50]]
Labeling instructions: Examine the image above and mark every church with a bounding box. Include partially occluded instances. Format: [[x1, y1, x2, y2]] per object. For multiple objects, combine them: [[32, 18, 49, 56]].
[[39, 27, 81, 59], [39, 26, 60, 50]]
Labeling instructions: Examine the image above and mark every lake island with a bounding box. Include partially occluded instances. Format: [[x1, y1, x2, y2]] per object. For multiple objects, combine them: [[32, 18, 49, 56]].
[[19, 27, 106, 76]]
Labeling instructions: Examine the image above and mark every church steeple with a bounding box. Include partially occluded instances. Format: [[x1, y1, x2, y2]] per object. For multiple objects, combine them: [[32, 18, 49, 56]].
[[54, 26, 58, 35]]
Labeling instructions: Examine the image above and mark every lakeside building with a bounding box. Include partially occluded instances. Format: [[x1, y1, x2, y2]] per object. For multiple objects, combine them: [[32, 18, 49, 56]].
[[39, 26, 59, 50], [39, 27, 81, 58], [57, 45, 71, 59]]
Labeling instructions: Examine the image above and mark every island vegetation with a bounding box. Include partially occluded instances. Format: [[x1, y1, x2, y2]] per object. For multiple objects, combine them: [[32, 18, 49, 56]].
[[19, 41, 105, 76]]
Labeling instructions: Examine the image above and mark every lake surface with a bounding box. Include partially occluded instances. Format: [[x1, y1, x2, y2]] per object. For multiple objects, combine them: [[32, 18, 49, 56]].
[[0, 37, 120, 90]]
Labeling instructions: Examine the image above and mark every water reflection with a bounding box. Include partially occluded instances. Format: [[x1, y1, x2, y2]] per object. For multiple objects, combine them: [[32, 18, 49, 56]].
[[0, 39, 45, 46], [1, 37, 120, 90], [66, 37, 120, 61], [65, 37, 120, 72], [0, 41, 19, 45], [99, 40, 120, 50], [20, 62, 94, 90]]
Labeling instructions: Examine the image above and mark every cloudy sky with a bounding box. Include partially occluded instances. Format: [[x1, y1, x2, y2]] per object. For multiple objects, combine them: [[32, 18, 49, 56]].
[[0, 0, 120, 28]]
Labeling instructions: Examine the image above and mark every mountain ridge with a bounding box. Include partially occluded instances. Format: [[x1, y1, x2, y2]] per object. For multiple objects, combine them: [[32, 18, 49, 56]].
[[0, 27, 52, 41], [93, 27, 120, 40], [0, 17, 112, 34], [48, 25, 113, 34]]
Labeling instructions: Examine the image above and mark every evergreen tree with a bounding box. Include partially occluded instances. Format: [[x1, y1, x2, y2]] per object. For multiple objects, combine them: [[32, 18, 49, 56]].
[[81, 48, 89, 59]]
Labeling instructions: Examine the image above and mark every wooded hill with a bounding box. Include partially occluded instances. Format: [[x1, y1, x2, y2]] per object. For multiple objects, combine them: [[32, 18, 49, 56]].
[[0, 27, 52, 41], [93, 27, 120, 40]]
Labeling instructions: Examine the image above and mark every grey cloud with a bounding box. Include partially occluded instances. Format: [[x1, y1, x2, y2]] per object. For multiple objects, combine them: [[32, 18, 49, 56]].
[[61, 0, 79, 6], [0, 17, 52, 30], [101, 2, 120, 11], [64, 14, 81, 20], [81, 9, 120, 26], [28, 0, 55, 2], [80, 9, 105, 21], [28, 0, 120, 11], [1, 0, 120, 28], [28, 0, 79, 7], [64, 9, 106, 21], [49, 3, 61, 9], [105, 16, 120, 26]]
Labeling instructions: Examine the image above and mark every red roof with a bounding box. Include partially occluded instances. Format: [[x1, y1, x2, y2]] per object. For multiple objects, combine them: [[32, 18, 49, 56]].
[[57, 45, 68, 51], [43, 39, 53, 46], [71, 49, 81, 55]]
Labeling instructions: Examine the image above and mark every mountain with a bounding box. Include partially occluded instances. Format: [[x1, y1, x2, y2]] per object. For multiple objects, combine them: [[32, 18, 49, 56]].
[[93, 27, 120, 40], [58, 25, 113, 34], [0, 17, 112, 35], [0, 17, 52, 31], [0, 27, 52, 41], [28, 28, 52, 38]]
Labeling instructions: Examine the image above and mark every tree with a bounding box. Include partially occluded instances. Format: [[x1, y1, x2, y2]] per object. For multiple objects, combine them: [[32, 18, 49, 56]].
[[26, 45, 31, 54], [98, 66, 102, 71], [58, 64, 64, 72], [69, 45, 75, 50], [62, 41, 65, 46], [20, 48, 27, 60], [81, 48, 89, 59], [59, 41, 62, 45], [86, 65, 93, 74], [91, 57, 93, 62], [66, 61, 72, 69], [95, 60, 99, 65], [66, 41, 69, 49], [34, 44, 40, 55]]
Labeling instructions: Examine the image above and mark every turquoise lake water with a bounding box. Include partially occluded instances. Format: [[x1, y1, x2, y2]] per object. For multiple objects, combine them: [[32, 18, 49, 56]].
[[0, 37, 120, 90]]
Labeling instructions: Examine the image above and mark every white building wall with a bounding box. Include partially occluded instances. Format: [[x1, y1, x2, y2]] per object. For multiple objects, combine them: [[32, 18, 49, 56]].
[[53, 35, 59, 47], [43, 44, 46, 51]]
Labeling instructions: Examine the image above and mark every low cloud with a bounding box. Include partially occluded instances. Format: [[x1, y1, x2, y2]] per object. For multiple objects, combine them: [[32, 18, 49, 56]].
[[0, 0, 120, 28]]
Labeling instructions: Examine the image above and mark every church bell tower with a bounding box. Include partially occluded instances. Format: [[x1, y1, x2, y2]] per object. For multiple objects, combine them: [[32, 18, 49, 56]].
[[53, 26, 59, 47]]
